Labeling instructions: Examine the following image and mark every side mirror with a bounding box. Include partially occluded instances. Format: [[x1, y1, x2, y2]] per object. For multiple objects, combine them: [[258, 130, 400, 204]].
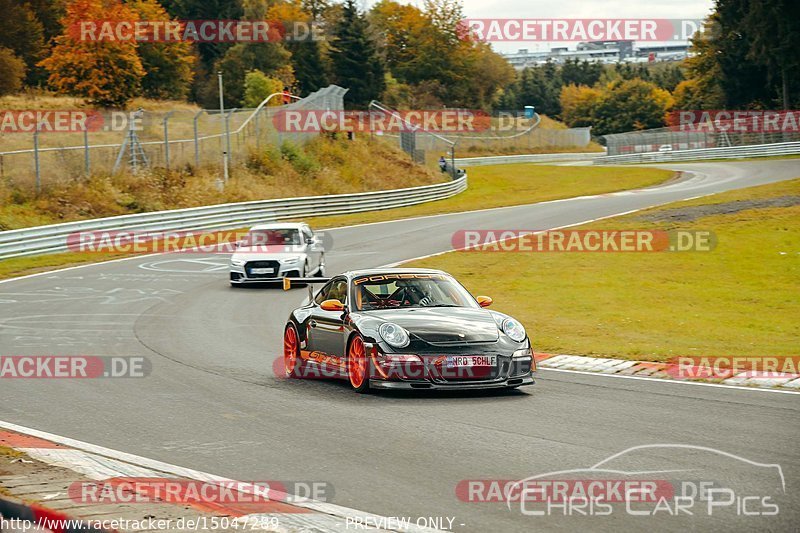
[[476, 296, 493, 308], [320, 299, 345, 312], [306, 237, 314, 245]]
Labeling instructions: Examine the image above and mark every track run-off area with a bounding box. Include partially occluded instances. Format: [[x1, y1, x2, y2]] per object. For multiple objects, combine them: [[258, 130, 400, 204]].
[[1, 159, 799, 531]]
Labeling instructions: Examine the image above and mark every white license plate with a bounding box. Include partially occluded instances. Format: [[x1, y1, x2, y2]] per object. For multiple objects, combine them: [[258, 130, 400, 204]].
[[446, 355, 497, 368], [250, 268, 274, 274]]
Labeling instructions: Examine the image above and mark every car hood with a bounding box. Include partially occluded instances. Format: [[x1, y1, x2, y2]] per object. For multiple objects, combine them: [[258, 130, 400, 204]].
[[365, 307, 499, 344]]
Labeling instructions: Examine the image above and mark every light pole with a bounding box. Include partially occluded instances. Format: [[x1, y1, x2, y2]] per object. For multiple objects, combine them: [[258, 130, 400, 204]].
[[218, 71, 229, 185]]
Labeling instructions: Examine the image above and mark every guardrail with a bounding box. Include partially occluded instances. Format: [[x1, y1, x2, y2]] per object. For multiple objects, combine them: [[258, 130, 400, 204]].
[[0, 176, 467, 260], [592, 141, 800, 164], [455, 152, 605, 167]]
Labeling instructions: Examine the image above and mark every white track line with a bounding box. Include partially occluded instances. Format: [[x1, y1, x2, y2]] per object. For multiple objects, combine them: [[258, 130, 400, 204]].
[[540, 367, 800, 395], [0, 170, 704, 286], [0, 419, 440, 532]]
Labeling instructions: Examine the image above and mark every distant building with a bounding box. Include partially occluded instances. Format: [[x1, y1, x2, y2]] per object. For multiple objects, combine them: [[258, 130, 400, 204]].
[[503, 40, 689, 68]]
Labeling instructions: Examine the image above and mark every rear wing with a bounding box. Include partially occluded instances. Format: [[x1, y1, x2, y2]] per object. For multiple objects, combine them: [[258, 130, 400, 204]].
[[283, 276, 332, 301], [282, 277, 332, 290]]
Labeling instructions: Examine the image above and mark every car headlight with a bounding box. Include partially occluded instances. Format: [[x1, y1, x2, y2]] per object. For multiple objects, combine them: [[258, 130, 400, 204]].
[[501, 318, 526, 342], [378, 323, 410, 348], [279, 256, 300, 264], [230, 259, 245, 267]]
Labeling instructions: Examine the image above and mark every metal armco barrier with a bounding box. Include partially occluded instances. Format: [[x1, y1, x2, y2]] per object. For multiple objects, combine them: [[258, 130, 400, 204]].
[[0, 496, 109, 533], [593, 141, 800, 164], [455, 152, 604, 167], [0, 175, 467, 260]]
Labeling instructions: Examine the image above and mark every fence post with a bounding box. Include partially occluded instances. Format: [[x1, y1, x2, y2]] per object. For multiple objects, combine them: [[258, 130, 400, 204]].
[[255, 109, 260, 151], [84, 126, 90, 177], [225, 108, 236, 169], [33, 126, 41, 194], [193, 110, 204, 168], [163, 111, 175, 172]]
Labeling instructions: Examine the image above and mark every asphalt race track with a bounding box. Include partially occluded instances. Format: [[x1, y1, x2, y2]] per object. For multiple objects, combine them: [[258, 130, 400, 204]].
[[2, 159, 799, 531]]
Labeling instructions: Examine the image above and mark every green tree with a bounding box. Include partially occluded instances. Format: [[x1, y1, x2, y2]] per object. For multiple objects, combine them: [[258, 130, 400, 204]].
[[243, 69, 285, 107], [591, 79, 674, 135], [561, 59, 602, 87], [25, 0, 67, 42], [330, 0, 385, 107], [0, 48, 26, 95], [128, 0, 196, 100], [650, 63, 685, 93], [0, 0, 47, 85], [204, 43, 293, 107], [684, 0, 773, 109], [517, 63, 561, 116], [743, 0, 800, 108], [160, 0, 243, 102]]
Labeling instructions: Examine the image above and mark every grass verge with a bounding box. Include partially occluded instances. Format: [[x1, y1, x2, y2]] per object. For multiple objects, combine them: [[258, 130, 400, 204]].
[[302, 164, 673, 228], [409, 177, 800, 360], [0, 164, 674, 281]]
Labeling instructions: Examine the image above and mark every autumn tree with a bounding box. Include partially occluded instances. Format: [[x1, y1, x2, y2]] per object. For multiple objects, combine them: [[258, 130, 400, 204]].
[[39, 0, 144, 108], [269, 0, 328, 95], [0, 48, 26, 95], [560, 84, 601, 128], [591, 79, 674, 135]]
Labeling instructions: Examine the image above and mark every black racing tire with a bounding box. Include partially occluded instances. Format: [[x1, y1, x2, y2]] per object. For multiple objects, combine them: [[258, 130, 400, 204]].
[[315, 254, 326, 277]]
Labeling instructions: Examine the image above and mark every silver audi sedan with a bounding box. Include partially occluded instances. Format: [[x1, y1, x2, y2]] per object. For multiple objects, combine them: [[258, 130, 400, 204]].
[[229, 223, 326, 285]]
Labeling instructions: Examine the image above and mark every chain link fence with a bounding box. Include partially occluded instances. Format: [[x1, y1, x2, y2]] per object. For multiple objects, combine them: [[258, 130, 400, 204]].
[[366, 103, 593, 174], [0, 85, 348, 192], [604, 125, 800, 156]]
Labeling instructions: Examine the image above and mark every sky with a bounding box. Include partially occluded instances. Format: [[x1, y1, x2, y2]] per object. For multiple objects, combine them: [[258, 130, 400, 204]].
[[364, 0, 717, 53]]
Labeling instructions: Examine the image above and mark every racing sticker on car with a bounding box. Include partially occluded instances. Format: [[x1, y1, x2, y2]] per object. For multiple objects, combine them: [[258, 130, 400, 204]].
[[353, 273, 449, 285]]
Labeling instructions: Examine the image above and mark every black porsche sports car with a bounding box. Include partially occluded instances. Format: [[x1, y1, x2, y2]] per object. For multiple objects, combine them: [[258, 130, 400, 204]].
[[282, 268, 535, 393]]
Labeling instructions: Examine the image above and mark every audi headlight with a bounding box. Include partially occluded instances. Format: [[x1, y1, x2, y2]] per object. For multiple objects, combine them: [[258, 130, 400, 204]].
[[230, 258, 245, 267], [279, 256, 300, 264], [501, 318, 526, 342], [378, 323, 410, 348]]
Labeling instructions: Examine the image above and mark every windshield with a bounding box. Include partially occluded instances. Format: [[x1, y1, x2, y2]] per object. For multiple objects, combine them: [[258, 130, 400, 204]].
[[241, 229, 301, 247], [353, 274, 478, 311]]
